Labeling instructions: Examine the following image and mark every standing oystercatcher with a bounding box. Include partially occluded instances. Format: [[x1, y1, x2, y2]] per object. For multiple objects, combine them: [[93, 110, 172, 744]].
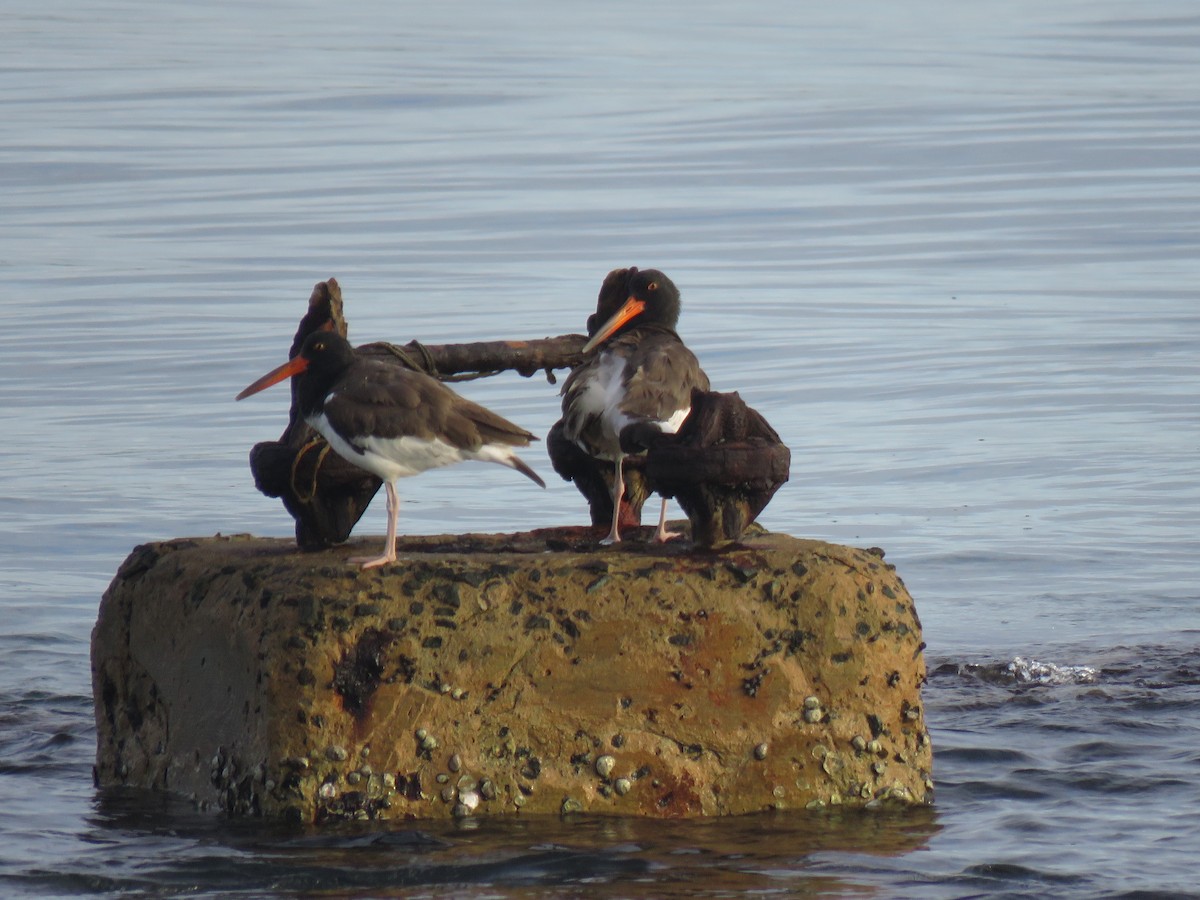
[[560, 268, 710, 543], [237, 330, 545, 568]]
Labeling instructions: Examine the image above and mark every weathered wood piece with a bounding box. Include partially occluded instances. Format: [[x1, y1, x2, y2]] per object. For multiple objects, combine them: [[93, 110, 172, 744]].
[[247, 280, 380, 550], [360, 336, 586, 380], [642, 390, 792, 546]]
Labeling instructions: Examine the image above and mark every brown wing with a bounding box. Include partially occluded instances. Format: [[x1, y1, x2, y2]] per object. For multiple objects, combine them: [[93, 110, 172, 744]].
[[616, 332, 710, 422], [443, 391, 539, 449], [323, 360, 536, 451]]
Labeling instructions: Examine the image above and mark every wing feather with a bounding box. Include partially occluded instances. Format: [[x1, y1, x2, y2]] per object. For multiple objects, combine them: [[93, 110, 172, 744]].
[[319, 360, 534, 449]]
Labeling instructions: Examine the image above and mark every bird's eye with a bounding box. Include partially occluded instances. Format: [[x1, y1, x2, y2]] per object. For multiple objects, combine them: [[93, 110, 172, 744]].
[[648, 281, 658, 291]]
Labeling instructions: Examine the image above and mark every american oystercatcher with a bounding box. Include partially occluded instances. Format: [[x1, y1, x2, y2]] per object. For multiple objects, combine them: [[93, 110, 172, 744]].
[[560, 268, 710, 543], [237, 330, 545, 568]]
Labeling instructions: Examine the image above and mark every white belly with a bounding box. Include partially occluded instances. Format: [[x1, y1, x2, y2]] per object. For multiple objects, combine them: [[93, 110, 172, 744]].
[[309, 412, 469, 482]]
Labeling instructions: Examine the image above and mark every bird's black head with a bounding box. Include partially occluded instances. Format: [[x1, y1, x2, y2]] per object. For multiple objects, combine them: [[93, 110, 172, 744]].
[[627, 268, 680, 329], [297, 330, 356, 376], [235, 328, 356, 404], [581, 266, 682, 353]]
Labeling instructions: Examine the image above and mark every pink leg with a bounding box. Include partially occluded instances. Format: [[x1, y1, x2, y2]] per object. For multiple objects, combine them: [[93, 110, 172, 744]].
[[351, 481, 399, 569], [600, 457, 624, 544], [653, 497, 682, 543]]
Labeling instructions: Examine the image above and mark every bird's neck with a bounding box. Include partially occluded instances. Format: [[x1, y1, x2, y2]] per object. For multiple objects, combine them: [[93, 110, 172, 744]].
[[294, 370, 340, 419]]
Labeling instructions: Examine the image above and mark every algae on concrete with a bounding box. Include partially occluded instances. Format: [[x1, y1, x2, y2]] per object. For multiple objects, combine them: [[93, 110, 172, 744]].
[[92, 527, 932, 822]]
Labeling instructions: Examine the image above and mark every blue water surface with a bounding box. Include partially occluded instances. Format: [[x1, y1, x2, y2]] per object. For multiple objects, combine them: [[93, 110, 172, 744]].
[[1, 1, 1198, 896]]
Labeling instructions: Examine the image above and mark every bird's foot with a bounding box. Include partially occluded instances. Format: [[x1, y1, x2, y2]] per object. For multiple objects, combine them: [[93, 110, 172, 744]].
[[350, 548, 397, 569], [599, 530, 622, 546], [653, 526, 683, 543]]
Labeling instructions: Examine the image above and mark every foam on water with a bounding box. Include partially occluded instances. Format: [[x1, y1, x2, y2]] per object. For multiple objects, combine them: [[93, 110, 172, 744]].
[[1006, 656, 1100, 686]]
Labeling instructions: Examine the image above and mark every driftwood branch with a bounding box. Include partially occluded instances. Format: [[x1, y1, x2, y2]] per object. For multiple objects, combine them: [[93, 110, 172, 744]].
[[642, 390, 791, 546], [361, 337, 585, 383]]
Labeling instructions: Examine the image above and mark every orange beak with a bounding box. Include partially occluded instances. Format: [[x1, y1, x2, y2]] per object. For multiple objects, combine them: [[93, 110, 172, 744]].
[[235, 355, 309, 400], [581, 296, 646, 354]]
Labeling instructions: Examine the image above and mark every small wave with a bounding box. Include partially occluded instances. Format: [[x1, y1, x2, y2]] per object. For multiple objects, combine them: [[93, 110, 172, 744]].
[[930, 656, 1100, 687], [1006, 656, 1099, 686], [0, 689, 95, 778]]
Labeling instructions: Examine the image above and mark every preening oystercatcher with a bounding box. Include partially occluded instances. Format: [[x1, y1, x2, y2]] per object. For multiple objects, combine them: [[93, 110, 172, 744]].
[[560, 268, 709, 543], [237, 330, 545, 568]]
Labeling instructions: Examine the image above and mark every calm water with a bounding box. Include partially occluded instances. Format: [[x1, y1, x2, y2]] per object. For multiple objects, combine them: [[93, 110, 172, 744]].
[[2, 1, 1198, 896]]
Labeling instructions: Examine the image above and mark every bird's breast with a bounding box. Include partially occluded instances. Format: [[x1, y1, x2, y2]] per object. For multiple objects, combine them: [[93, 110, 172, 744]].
[[562, 350, 694, 459]]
